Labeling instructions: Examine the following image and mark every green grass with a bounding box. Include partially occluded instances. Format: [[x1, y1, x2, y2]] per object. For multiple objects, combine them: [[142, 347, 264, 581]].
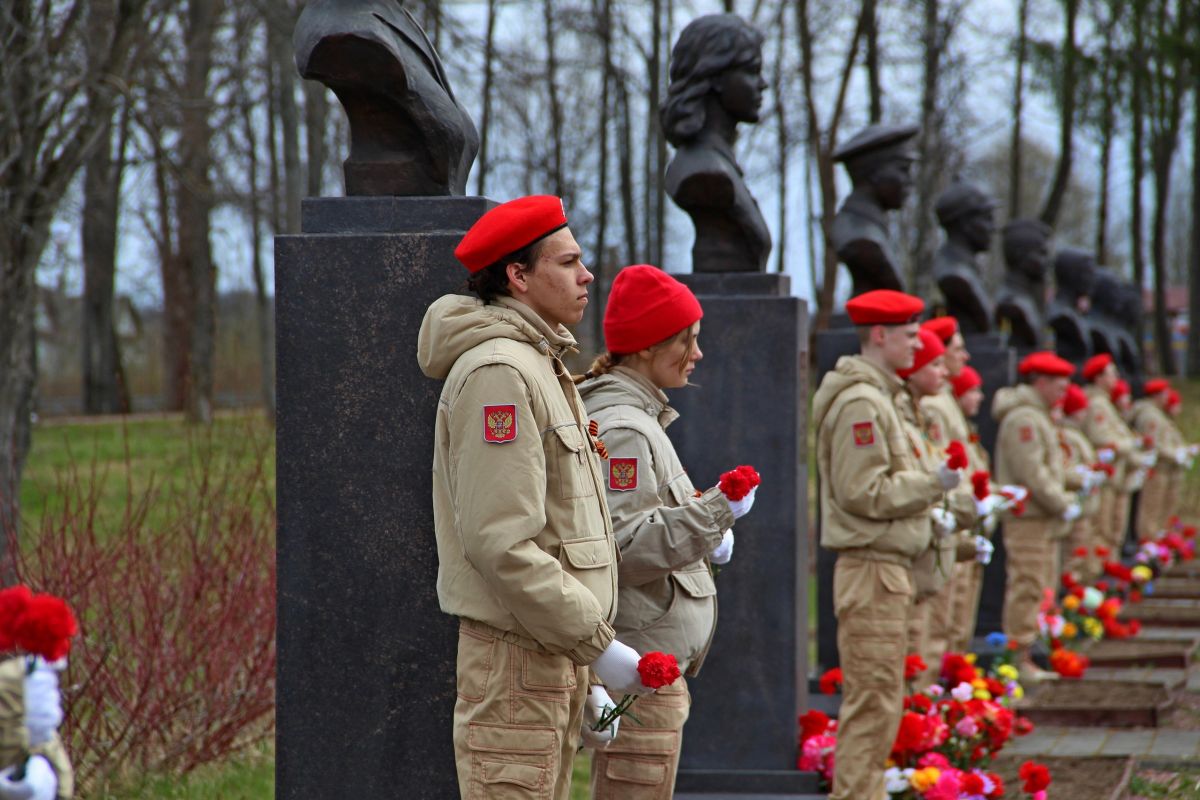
[[88, 745, 275, 800], [1130, 768, 1200, 799]]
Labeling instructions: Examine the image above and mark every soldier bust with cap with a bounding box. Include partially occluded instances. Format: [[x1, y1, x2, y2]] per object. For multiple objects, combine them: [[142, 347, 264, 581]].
[[831, 124, 920, 296], [1048, 247, 1096, 364], [933, 180, 997, 335], [812, 289, 957, 800], [995, 218, 1053, 350], [417, 195, 655, 800]]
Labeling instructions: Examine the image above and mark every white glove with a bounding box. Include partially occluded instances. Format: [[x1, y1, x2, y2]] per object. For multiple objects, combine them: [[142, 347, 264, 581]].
[[930, 507, 957, 537], [709, 530, 734, 565], [591, 640, 653, 696], [0, 756, 57, 800], [580, 685, 619, 749], [1097, 447, 1116, 464], [1142, 451, 1158, 468], [1076, 468, 1105, 493], [727, 486, 756, 519], [974, 494, 1004, 518], [975, 535, 995, 565], [1062, 502, 1082, 522], [1175, 447, 1190, 467], [1000, 485, 1029, 503], [1128, 470, 1147, 491], [936, 463, 962, 490], [23, 662, 62, 747]]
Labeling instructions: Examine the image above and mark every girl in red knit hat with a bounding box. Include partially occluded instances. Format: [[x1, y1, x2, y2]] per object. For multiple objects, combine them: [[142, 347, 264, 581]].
[[577, 264, 756, 799]]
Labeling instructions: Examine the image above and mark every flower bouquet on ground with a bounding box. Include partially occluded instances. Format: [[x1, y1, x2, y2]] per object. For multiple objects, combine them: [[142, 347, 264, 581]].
[[590, 651, 680, 733]]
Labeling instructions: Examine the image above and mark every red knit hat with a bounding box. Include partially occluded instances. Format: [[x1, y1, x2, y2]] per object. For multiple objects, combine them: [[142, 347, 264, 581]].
[[1168, 389, 1182, 409], [846, 290, 924, 325], [1143, 378, 1170, 396], [1062, 383, 1089, 416], [1018, 351, 1075, 377], [921, 316, 958, 343], [1081, 353, 1113, 382], [604, 265, 703, 354], [951, 365, 983, 398], [898, 328, 946, 379], [454, 195, 568, 273], [1111, 379, 1131, 402]]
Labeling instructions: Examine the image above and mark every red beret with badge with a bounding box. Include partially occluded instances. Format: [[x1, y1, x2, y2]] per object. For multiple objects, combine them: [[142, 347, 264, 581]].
[[1018, 351, 1075, 377], [951, 366, 983, 398], [1081, 353, 1113, 382], [845, 290, 925, 325], [1143, 378, 1170, 396], [898, 328, 946, 379], [920, 316, 958, 343], [1062, 383, 1089, 416], [454, 195, 568, 273], [1111, 379, 1131, 402]]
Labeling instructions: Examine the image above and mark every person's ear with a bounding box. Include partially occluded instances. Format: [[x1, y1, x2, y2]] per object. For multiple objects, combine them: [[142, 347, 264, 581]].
[[506, 262, 528, 294]]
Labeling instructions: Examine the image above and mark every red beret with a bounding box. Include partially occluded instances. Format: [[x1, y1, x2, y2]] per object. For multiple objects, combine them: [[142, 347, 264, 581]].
[[604, 265, 703, 354], [1111, 379, 1131, 401], [454, 195, 568, 273], [951, 365, 983, 397], [1144, 379, 1170, 396], [846, 290, 925, 325], [1081, 353, 1113, 382], [1062, 383, 1089, 416], [1168, 389, 1182, 409], [1018, 351, 1075, 377], [898, 328, 946, 379], [921, 316, 958, 343]]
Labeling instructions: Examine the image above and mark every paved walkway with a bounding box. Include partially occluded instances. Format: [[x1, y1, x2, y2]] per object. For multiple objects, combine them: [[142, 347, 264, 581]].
[[1006, 726, 1200, 758]]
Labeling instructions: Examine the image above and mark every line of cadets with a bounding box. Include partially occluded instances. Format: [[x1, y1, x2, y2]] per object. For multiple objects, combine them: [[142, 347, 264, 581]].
[[814, 288, 1197, 800]]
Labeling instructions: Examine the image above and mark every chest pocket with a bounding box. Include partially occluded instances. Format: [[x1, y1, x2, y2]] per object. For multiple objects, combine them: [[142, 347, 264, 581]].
[[547, 425, 597, 499]]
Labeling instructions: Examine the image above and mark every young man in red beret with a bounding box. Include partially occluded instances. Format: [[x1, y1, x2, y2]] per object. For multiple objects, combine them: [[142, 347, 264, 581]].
[[813, 290, 959, 800], [992, 352, 1080, 681], [1131, 380, 1184, 538], [1081, 355, 1151, 554], [418, 196, 653, 799]]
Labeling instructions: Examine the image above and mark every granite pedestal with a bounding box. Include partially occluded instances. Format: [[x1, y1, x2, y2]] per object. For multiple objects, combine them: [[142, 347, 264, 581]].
[[669, 273, 815, 795], [276, 196, 492, 799]]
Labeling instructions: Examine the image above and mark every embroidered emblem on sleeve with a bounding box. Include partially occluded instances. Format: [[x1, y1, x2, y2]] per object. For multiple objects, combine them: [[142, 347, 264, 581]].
[[609, 458, 638, 491], [1019, 425, 1034, 443], [852, 421, 875, 447], [483, 404, 518, 443]]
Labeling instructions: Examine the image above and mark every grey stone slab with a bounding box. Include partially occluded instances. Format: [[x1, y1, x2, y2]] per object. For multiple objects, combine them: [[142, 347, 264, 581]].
[[669, 279, 811, 777], [1046, 729, 1110, 756], [1085, 667, 1186, 688], [1149, 730, 1200, 758], [1140, 627, 1200, 641], [1100, 729, 1159, 756], [1006, 729, 1063, 755], [300, 195, 494, 234], [674, 770, 822, 793]]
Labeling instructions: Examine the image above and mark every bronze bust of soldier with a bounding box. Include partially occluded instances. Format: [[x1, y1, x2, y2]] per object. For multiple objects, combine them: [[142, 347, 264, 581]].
[[933, 180, 997, 334], [994, 218, 1052, 350], [831, 123, 919, 296], [662, 14, 772, 273], [1048, 247, 1096, 363], [294, 0, 479, 196], [1089, 270, 1142, 383]]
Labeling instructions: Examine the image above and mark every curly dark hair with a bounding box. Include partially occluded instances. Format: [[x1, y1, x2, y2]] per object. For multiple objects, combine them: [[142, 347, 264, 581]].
[[465, 239, 547, 303]]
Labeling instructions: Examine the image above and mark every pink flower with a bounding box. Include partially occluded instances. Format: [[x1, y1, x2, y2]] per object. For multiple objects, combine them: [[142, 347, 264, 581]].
[[798, 735, 836, 781], [955, 716, 980, 738], [924, 769, 963, 800], [1033, 793, 1047, 800], [918, 751, 950, 769]]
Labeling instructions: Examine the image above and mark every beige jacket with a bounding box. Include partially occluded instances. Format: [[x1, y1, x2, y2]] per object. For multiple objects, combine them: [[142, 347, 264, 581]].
[[578, 367, 734, 675], [1060, 419, 1100, 517], [813, 355, 943, 562], [1083, 387, 1140, 489], [921, 387, 980, 531], [418, 294, 618, 665], [0, 659, 73, 799], [1131, 400, 1184, 473], [993, 385, 1073, 528], [896, 390, 958, 599]]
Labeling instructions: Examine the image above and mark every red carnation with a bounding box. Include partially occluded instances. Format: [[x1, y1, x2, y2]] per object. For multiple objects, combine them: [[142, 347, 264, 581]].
[[961, 773, 985, 794], [907, 693, 933, 714], [1049, 647, 1088, 678], [12, 594, 78, 662], [719, 469, 753, 501], [1014, 716, 1034, 736], [1062, 571, 1078, 589], [971, 470, 990, 501], [946, 440, 969, 470], [986, 773, 1005, 797], [0, 586, 33, 652], [904, 653, 927, 681], [735, 465, 761, 488], [1019, 761, 1052, 793], [818, 667, 843, 695], [798, 709, 831, 743], [636, 651, 680, 689], [1094, 462, 1115, 477], [1095, 546, 1111, 557]]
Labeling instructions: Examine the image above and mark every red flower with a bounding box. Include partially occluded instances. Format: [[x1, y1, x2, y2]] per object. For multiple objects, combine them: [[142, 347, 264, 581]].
[[1096, 580, 1110, 593], [946, 440, 969, 470], [1095, 546, 1111, 558], [636, 651, 680, 689], [985, 677, 1006, 697], [1143, 435, 1155, 449], [971, 470, 990, 501], [1104, 562, 1133, 582], [718, 469, 752, 501], [798, 709, 830, 743], [1014, 716, 1035, 736], [1062, 571, 1078, 589], [0, 586, 33, 652], [892, 711, 935, 761], [12, 594, 78, 662], [735, 464, 761, 488], [1094, 462, 1115, 477], [1019, 761, 1052, 793], [961, 773, 985, 794], [907, 693, 933, 713], [904, 653, 927, 681], [987, 773, 1005, 798], [941, 652, 977, 685], [1049, 647, 1089, 678], [1130, 590, 1143, 603], [818, 667, 843, 695]]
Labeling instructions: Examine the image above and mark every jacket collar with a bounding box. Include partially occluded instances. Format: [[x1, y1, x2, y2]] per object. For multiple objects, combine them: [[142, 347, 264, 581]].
[[610, 366, 679, 428], [495, 296, 578, 358]]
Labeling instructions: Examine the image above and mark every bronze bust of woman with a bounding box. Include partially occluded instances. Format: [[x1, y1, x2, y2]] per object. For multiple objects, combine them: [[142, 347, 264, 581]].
[[662, 14, 771, 273]]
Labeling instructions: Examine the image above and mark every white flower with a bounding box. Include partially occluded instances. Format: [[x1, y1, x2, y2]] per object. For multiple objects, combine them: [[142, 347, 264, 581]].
[[951, 681, 975, 702], [884, 766, 909, 794], [1082, 587, 1104, 611]]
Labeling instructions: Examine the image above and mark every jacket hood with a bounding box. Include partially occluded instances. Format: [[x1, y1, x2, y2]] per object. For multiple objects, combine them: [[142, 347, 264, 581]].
[[577, 367, 677, 428], [812, 355, 902, 433], [417, 294, 577, 379], [992, 384, 1044, 422]]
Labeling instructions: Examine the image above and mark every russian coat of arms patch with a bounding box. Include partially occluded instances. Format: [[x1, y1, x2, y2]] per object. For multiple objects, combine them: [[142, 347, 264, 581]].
[[483, 404, 517, 443], [609, 457, 638, 491]]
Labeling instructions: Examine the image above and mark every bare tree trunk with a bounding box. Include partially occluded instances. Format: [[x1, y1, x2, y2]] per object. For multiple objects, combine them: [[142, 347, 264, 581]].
[[653, 0, 668, 267], [1039, 0, 1079, 226], [154, 138, 190, 412], [1130, 2, 1147, 351], [1188, 81, 1200, 377], [1095, 75, 1114, 264], [542, 0, 564, 198], [644, 0, 662, 266], [772, 2, 789, 273], [270, 0, 302, 233], [617, 79, 639, 265], [1008, 0, 1029, 217], [910, 0, 943, 300], [477, 0, 498, 196], [864, 0, 882, 122], [304, 81, 328, 198], [593, 0, 612, 348]]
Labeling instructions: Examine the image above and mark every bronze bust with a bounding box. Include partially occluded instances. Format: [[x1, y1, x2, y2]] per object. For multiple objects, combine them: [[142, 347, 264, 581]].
[[1089, 271, 1142, 382], [1049, 247, 1096, 363], [994, 218, 1052, 349], [830, 124, 919, 296], [662, 14, 772, 273], [294, 0, 479, 196], [933, 180, 997, 334]]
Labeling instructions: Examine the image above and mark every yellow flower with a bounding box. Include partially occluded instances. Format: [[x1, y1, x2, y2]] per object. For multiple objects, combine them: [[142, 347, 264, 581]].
[[1083, 617, 1104, 639], [1012, 684, 1024, 699], [997, 664, 1019, 681], [1062, 622, 1078, 638], [911, 767, 941, 791], [1063, 595, 1081, 611], [974, 688, 992, 700], [1132, 565, 1153, 582], [964, 654, 977, 665], [972, 678, 987, 690]]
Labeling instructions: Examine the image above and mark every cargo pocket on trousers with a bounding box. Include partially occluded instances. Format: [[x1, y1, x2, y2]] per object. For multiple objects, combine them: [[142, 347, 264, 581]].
[[519, 648, 576, 693], [456, 627, 496, 703], [603, 755, 669, 798], [468, 722, 556, 800], [549, 425, 597, 499]]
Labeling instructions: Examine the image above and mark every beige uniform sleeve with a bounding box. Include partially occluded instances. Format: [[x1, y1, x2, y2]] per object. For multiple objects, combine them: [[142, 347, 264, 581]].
[[451, 364, 614, 663], [999, 411, 1072, 516], [947, 484, 979, 530], [829, 397, 943, 519], [1085, 402, 1138, 460], [599, 425, 733, 587]]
